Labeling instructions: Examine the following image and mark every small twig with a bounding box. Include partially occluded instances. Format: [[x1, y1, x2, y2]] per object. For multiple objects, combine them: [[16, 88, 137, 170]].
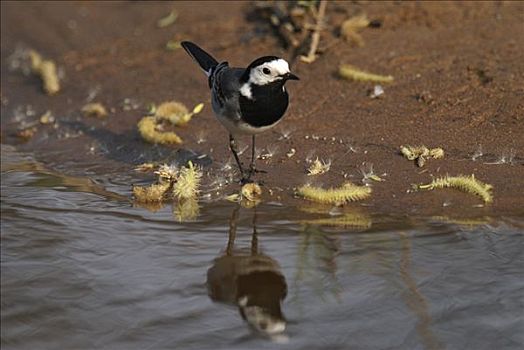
[[300, 0, 327, 64]]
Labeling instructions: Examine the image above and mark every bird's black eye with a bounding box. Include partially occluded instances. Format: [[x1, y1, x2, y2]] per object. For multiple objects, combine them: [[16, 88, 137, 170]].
[[263, 67, 271, 75]]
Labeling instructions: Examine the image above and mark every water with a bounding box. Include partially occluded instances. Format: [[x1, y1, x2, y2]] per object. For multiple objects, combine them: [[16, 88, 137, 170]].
[[1, 145, 523, 350]]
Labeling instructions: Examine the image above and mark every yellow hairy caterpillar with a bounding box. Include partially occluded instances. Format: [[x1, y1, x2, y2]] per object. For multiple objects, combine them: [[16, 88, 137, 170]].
[[415, 175, 493, 203], [339, 64, 394, 83], [297, 183, 371, 205]]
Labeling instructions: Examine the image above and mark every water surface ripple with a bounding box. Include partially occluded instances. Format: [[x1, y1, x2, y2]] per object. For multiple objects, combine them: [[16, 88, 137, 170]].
[[1, 147, 523, 350]]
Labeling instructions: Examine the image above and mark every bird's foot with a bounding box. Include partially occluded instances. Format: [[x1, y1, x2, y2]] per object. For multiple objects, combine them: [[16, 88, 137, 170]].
[[236, 163, 266, 185], [239, 176, 265, 186], [240, 176, 255, 185]]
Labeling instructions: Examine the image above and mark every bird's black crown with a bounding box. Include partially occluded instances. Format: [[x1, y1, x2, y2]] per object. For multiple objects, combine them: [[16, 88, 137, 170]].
[[247, 56, 280, 70]]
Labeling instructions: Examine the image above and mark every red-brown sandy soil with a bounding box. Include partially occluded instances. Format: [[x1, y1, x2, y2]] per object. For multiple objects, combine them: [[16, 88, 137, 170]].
[[1, 1, 523, 218]]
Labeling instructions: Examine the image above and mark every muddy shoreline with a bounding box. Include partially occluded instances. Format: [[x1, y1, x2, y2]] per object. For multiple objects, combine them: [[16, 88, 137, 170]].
[[1, 1, 523, 218]]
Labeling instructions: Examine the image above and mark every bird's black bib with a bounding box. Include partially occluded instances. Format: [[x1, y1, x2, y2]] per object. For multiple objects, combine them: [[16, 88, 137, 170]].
[[238, 83, 289, 127]]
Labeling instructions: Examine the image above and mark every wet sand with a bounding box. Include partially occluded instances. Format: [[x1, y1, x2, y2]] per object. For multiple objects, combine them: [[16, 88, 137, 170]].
[[1, 1, 523, 217]]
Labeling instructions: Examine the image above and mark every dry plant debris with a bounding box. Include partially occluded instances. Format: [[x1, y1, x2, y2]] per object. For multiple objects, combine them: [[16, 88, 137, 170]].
[[340, 14, 370, 47], [16, 127, 37, 140], [164, 33, 188, 52], [339, 64, 394, 83], [39, 110, 55, 124], [133, 161, 202, 203], [254, 1, 306, 50], [307, 157, 331, 176], [286, 148, 296, 158], [254, 0, 330, 63], [166, 40, 182, 51], [413, 175, 493, 203], [429, 147, 445, 159], [138, 101, 203, 145], [368, 85, 385, 99], [254, 2, 382, 65], [241, 183, 263, 202], [300, 0, 328, 63], [224, 183, 263, 208], [133, 161, 203, 221], [484, 148, 517, 165], [82, 102, 108, 118], [172, 161, 203, 200], [138, 117, 183, 144], [359, 162, 385, 183], [400, 145, 444, 167], [157, 9, 178, 28], [297, 183, 372, 205], [132, 182, 171, 203], [157, 102, 203, 126], [155, 163, 179, 182], [28, 50, 60, 95]]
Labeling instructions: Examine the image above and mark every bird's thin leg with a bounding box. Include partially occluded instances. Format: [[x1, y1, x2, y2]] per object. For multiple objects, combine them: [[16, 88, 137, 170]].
[[229, 134, 244, 178], [248, 135, 266, 176], [249, 135, 256, 174]]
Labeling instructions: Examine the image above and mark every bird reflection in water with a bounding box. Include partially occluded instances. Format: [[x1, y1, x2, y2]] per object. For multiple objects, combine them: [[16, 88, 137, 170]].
[[207, 205, 288, 337]]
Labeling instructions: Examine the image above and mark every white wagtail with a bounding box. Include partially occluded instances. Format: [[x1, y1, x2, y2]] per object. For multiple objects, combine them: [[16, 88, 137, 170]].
[[180, 41, 299, 183]]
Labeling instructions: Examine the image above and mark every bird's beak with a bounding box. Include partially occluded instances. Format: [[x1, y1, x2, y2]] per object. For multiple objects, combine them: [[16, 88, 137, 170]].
[[283, 72, 300, 81]]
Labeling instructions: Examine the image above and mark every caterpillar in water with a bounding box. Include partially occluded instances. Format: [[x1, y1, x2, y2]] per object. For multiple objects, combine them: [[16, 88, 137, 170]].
[[414, 175, 493, 203]]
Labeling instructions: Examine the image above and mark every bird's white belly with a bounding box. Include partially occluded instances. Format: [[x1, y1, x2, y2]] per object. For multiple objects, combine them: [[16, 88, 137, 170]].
[[215, 112, 282, 135]]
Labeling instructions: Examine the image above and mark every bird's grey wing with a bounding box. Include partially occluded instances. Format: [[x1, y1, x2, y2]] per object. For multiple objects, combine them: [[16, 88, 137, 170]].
[[212, 66, 245, 120]]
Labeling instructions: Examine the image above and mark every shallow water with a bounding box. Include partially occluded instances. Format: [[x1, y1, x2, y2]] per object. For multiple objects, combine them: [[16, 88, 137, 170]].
[[1, 145, 523, 350]]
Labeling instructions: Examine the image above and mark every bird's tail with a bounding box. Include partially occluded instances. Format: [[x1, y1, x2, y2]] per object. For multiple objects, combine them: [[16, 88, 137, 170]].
[[181, 41, 219, 77]]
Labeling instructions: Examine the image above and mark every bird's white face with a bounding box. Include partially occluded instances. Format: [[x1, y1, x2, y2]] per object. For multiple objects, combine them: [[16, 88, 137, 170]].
[[249, 59, 290, 86]]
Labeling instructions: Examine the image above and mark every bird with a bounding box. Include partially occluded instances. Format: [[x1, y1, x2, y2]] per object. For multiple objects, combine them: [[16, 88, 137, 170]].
[[180, 41, 299, 183]]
